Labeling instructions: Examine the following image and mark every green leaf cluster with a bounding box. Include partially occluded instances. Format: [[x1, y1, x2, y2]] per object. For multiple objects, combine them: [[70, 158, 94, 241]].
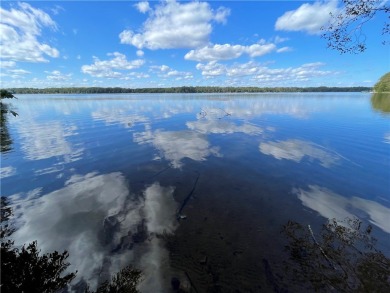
[[373, 72, 390, 93]]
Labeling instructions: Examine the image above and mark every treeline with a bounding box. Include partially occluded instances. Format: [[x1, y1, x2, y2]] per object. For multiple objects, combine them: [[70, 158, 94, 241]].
[[6, 86, 371, 95]]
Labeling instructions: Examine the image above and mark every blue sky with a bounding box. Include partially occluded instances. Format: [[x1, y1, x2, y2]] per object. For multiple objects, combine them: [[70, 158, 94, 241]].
[[0, 0, 388, 88]]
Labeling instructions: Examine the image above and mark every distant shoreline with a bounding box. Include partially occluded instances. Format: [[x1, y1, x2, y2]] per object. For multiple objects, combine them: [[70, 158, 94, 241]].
[[6, 86, 372, 95]]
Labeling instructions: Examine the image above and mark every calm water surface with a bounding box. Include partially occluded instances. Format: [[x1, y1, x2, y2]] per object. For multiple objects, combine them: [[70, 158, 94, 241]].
[[1, 93, 389, 292]]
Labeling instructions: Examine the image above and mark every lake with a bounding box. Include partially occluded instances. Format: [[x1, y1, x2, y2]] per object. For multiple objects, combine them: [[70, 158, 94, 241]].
[[1, 93, 389, 292]]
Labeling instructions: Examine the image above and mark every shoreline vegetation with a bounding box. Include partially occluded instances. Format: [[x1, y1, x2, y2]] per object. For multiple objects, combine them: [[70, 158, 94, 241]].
[[6, 86, 372, 95]]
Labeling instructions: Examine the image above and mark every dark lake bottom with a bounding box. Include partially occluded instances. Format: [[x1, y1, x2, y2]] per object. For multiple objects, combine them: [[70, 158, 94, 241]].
[[1, 93, 389, 292]]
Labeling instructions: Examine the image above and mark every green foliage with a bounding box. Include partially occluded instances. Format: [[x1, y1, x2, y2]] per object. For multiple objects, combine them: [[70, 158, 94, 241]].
[[1, 241, 77, 293], [85, 266, 142, 293], [282, 218, 390, 292], [321, 0, 389, 54], [1, 89, 18, 117], [0, 89, 16, 99], [373, 72, 390, 93]]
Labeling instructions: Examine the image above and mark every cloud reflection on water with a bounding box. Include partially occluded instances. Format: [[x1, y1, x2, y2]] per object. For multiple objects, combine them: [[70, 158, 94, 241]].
[[259, 139, 340, 167], [92, 109, 149, 128], [16, 117, 84, 162], [0, 166, 16, 179], [294, 185, 390, 234], [134, 126, 220, 168], [10, 172, 178, 292], [187, 119, 263, 135]]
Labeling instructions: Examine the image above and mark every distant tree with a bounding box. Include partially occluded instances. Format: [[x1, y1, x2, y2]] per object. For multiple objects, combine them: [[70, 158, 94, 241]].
[[322, 0, 389, 53], [282, 217, 390, 291]]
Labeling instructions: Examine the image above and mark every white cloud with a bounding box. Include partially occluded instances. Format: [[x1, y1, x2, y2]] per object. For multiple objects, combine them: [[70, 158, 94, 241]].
[[136, 50, 145, 57], [276, 46, 292, 53], [275, 1, 339, 34], [135, 1, 150, 13], [45, 70, 72, 81], [185, 42, 276, 62], [294, 185, 390, 233], [81, 52, 144, 78], [274, 36, 289, 44], [259, 139, 340, 167], [196, 61, 226, 76], [195, 61, 334, 82], [134, 127, 220, 168], [0, 2, 59, 62], [7, 69, 31, 75], [1, 61, 16, 68], [119, 0, 230, 49], [150, 64, 193, 79]]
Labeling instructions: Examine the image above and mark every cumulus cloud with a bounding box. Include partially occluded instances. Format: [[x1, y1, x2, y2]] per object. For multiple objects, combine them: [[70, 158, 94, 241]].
[[259, 139, 341, 167], [185, 42, 276, 62], [135, 1, 150, 13], [275, 0, 339, 34], [81, 52, 144, 78], [45, 70, 72, 81], [0, 2, 59, 62], [119, 0, 230, 49], [150, 64, 193, 79], [294, 185, 390, 233], [195, 60, 335, 84], [134, 127, 220, 168], [136, 50, 145, 57], [1, 61, 16, 68], [196, 61, 226, 76]]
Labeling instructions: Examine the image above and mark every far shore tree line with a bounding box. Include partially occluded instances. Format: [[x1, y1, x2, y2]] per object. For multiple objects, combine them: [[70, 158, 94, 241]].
[[4, 86, 373, 95]]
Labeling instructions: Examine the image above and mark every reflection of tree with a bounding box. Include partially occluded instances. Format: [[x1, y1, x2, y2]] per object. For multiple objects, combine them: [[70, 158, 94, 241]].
[[1, 196, 77, 293], [282, 218, 390, 292], [1, 196, 142, 293], [1, 103, 13, 152], [371, 93, 390, 113], [1, 90, 17, 152]]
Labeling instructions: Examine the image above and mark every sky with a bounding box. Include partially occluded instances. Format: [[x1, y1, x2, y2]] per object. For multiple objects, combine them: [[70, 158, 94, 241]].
[[0, 0, 389, 88]]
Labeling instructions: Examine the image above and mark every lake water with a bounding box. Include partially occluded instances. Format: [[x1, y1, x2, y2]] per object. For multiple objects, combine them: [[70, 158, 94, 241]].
[[1, 93, 389, 292]]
